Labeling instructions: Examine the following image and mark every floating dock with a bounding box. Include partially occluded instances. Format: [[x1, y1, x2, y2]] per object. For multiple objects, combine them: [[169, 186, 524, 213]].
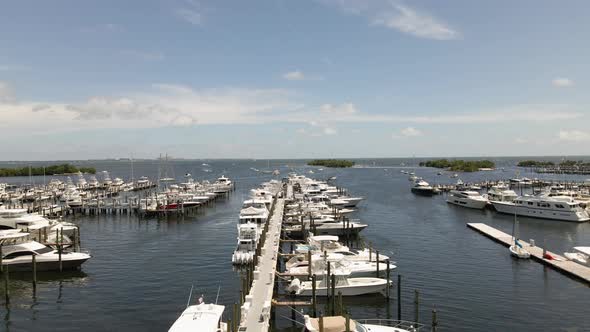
[[467, 223, 590, 285], [239, 197, 285, 331]]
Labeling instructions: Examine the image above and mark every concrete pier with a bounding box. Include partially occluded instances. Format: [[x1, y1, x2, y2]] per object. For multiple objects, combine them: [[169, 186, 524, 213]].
[[239, 197, 285, 332], [467, 223, 590, 284]]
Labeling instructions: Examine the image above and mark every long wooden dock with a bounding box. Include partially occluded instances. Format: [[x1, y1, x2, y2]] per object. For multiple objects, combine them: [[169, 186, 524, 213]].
[[239, 197, 285, 331], [467, 223, 590, 285]]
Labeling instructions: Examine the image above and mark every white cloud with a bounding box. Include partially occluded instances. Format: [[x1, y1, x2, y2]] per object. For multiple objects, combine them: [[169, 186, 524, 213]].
[[0, 81, 15, 103], [320, 0, 458, 40], [372, 5, 458, 40], [400, 127, 423, 137], [319, 103, 357, 115], [175, 1, 202, 25], [323, 127, 337, 135], [283, 71, 305, 81], [552, 78, 574, 87], [558, 130, 590, 142], [120, 50, 165, 61]]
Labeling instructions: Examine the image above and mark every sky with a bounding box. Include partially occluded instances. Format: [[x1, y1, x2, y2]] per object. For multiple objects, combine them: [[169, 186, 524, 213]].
[[0, 0, 589, 160]]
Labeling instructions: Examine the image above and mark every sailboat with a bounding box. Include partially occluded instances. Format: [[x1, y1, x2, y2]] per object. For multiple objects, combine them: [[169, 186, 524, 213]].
[[509, 214, 530, 259]]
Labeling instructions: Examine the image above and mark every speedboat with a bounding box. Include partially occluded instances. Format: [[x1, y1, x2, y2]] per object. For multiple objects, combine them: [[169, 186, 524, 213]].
[[287, 270, 389, 297], [232, 223, 258, 265], [1, 236, 91, 272], [446, 190, 488, 209], [564, 247, 590, 266], [169, 298, 227, 332], [304, 315, 424, 332], [411, 180, 436, 196], [286, 253, 396, 278]]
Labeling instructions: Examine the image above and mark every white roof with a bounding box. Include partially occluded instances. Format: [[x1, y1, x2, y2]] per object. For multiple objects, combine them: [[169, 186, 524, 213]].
[[168, 303, 225, 332]]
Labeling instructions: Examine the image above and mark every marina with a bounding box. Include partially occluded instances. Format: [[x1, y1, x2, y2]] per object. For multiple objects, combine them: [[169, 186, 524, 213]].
[[0, 158, 589, 332]]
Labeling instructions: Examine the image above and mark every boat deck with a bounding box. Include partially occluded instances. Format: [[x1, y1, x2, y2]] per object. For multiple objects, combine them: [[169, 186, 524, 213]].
[[239, 197, 285, 331], [467, 223, 590, 285]]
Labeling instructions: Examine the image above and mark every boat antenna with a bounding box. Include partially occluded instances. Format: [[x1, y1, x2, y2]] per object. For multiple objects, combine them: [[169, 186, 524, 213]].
[[186, 284, 194, 308], [215, 284, 221, 304]]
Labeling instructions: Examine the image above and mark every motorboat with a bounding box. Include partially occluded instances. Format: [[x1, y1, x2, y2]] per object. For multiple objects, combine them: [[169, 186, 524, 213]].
[[1, 235, 90, 272], [232, 223, 258, 265], [446, 190, 488, 209], [491, 195, 590, 222], [411, 180, 436, 196], [286, 253, 396, 278], [239, 201, 269, 224], [304, 315, 424, 332], [294, 235, 390, 262], [564, 247, 590, 266], [169, 296, 227, 332], [287, 270, 389, 296]]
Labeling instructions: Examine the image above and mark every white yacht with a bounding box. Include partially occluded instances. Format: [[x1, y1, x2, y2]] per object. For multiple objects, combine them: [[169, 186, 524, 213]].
[[1, 234, 90, 272], [286, 253, 396, 278], [77, 172, 87, 189], [239, 201, 269, 224], [232, 223, 258, 265], [294, 235, 390, 262], [87, 175, 99, 189], [304, 315, 424, 332], [287, 271, 389, 296], [564, 247, 590, 266], [446, 190, 489, 209], [486, 186, 518, 203], [411, 180, 436, 196], [491, 195, 590, 222], [169, 299, 227, 332]]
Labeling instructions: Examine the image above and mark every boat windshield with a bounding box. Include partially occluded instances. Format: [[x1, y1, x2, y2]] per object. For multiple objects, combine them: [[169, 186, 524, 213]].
[[35, 246, 54, 254]]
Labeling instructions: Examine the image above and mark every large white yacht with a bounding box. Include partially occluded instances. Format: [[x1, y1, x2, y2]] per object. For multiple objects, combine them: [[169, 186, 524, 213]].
[[446, 190, 489, 209], [491, 195, 590, 222]]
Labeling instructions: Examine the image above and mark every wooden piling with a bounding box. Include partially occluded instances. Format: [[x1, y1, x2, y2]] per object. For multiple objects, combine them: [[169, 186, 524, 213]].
[[397, 274, 402, 320], [376, 251, 380, 277], [431, 309, 438, 332], [4, 265, 9, 305], [345, 312, 350, 332], [414, 290, 419, 324], [307, 250, 312, 277], [319, 315, 324, 332], [386, 260, 390, 299], [330, 274, 336, 316], [312, 274, 317, 317], [32, 254, 37, 291]]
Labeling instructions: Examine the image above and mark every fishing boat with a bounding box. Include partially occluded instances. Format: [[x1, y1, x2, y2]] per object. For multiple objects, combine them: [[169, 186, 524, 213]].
[[169, 289, 227, 332], [232, 223, 258, 264], [287, 270, 389, 297], [286, 253, 396, 278], [411, 180, 436, 196]]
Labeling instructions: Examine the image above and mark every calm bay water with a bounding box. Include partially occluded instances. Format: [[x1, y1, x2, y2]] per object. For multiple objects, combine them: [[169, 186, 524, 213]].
[[1, 158, 589, 331]]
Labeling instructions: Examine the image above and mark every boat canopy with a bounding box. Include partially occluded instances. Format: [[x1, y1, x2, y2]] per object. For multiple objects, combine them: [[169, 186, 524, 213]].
[[305, 316, 357, 332], [168, 303, 225, 332]]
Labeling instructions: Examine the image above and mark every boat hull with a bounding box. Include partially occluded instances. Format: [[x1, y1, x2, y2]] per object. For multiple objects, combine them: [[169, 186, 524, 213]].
[[2, 258, 89, 272], [492, 201, 589, 222], [446, 197, 488, 209], [411, 188, 435, 196], [296, 279, 389, 296]]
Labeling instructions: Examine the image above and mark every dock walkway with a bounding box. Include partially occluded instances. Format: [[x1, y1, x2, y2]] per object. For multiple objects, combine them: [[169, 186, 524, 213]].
[[239, 197, 285, 331], [467, 223, 590, 284]]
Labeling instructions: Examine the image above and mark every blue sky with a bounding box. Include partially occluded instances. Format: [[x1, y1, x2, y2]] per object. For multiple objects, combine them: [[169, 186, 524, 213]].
[[0, 0, 589, 160]]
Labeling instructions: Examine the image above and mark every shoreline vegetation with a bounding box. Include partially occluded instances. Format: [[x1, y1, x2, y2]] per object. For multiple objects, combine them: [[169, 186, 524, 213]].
[[307, 159, 355, 168], [419, 159, 495, 172], [517, 160, 590, 167], [0, 164, 96, 177]]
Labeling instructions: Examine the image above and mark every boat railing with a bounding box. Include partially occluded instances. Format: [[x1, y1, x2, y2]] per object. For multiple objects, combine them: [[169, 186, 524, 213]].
[[356, 319, 424, 330]]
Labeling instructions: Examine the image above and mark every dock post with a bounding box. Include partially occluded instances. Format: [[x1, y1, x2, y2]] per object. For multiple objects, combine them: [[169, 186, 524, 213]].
[[330, 274, 336, 316], [386, 260, 390, 300], [58, 229, 63, 272], [431, 308, 438, 332], [414, 290, 419, 324], [233, 303, 238, 332], [345, 311, 351, 332], [376, 251, 380, 277], [311, 274, 317, 317], [0, 245, 3, 273], [319, 315, 324, 332], [369, 245, 372, 262], [397, 274, 402, 320], [32, 254, 37, 292], [4, 265, 9, 305], [325, 263, 331, 313], [337, 291, 343, 316], [227, 319, 232, 332], [307, 251, 312, 277]]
